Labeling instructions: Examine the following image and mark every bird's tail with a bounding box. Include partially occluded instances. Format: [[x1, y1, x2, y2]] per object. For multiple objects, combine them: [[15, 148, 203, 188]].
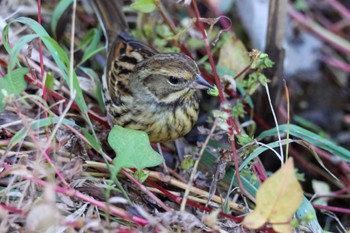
[[89, 0, 129, 47]]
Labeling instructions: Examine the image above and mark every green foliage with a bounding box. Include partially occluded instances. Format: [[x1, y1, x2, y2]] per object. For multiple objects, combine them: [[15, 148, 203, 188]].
[[155, 24, 173, 38], [199, 141, 259, 198], [237, 134, 253, 146], [2, 17, 99, 143], [232, 101, 245, 118], [51, 0, 73, 38], [239, 52, 273, 94], [207, 85, 219, 96], [251, 52, 274, 70], [76, 28, 104, 66], [131, 22, 179, 52], [180, 156, 195, 171], [238, 139, 293, 171], [0, 68, 28, 111], [293, 115, 327, 137], [78, 67, 105, 113], [108, 126, 164, 177], [130, 0, 158, 13], [212, 110, 229, 120], [45, 72, 55, 90], [293, 0, 309, 10], [131, 170, 149, 183], [82, 128, 102, 152], [295, 169, 305, 182], [257, 124, 350, 163]]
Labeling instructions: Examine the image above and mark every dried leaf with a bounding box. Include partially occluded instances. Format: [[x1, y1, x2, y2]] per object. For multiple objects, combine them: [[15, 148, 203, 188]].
[[217, 36, 250, 78], [242, 158, 303, 233]]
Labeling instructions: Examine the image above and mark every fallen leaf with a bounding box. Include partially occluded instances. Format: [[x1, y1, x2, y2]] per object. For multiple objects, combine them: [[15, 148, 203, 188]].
[[242, 158, 303, 233], [217, 35, 250, 78]]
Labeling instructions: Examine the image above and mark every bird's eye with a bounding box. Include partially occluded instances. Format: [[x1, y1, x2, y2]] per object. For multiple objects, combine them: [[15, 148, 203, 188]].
[[168, 76, 179, 85]]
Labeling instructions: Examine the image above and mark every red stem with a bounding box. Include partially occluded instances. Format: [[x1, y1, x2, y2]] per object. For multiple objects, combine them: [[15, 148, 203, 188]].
[[191, 2, 224, 102], [320, 55, 350, 73], [0, 202, 25, 215], [313, 204, 350, 214], [324, 0, 350, 21]]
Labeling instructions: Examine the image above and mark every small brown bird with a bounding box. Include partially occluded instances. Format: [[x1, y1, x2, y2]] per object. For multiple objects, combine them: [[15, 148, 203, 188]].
[[90, 0, 213, 142]]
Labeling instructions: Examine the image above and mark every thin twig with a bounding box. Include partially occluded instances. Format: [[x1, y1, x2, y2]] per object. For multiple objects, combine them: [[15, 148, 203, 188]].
[[180, 120, 217, 211], [122, 170, 172, 212], [284, 81, 290, 160]]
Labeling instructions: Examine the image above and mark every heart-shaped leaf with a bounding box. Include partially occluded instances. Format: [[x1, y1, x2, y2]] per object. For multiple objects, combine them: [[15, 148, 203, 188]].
[[108, 125, 164, 176]]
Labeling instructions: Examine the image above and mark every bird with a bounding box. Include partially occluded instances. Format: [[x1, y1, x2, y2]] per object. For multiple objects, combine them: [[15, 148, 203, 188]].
[[90, 0, 213, 142]]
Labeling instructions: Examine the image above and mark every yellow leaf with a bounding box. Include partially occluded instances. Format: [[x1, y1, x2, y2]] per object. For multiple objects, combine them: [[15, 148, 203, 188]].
[[242, 158, 303, 233]]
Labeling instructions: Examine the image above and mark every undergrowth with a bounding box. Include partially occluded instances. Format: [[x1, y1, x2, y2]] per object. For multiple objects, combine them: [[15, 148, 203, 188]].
[[0, 0, 349, 232]]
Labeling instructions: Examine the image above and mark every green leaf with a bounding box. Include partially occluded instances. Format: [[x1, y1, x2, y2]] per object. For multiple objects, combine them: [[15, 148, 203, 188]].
[[237, 134, 253, 146], [108, 126, 164, 175], [8, 34, 39, 70], [156, 24, 173, 38], [82, 128, 102, 152], [239, 139, 295, 171], [258, 73, 268, 85], [51, 0, 73, 38], [256, 124, 350, 163], [293, 115, 327, 137], [78, 67, 105, 113], [207, 85, 219, 96], [200, 142, 259, 198], [251, 52, 274, 69], [212, 110, 229, 120], [45, 72, 55, 90], [77, 28, 104, 66], [180, 156, 194, 171], [131, 170, 149, 183], [0, 68, 29, 111], [130, 0, 157, 13], [232, 101, 245, 118]]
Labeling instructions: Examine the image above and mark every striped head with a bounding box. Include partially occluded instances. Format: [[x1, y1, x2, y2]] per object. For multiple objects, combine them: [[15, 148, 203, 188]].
[[130, 53, 213, 105]]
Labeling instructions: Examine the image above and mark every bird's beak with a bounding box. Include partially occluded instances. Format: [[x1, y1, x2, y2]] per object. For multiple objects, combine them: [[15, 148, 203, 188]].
[[191, 74, 214, 90]]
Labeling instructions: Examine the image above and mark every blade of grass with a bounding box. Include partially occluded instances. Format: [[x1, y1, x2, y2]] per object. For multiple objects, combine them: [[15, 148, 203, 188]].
[[2, 17, 100, 147], [256, 124, 350, 162]]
